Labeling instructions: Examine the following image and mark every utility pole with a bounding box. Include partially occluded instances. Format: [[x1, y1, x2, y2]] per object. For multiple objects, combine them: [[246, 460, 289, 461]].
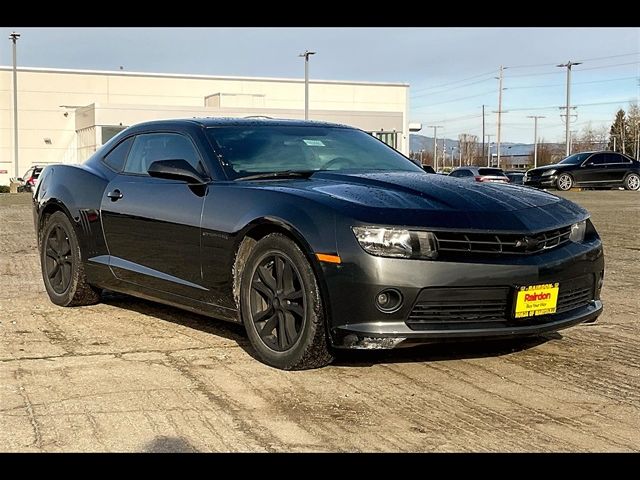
[[496, 66, 504, 169], [527, 115, 545, 168], [557, 61, 582, 156], [621, 117, 626, 154], [428, 125, 442, 170], [613, 135, 617, 152], [459, 147, 462, 167], [482, 104, 486, 161], [298, 50, 316, 120], [10, 32, 20, 179], [485, 134, 494, 166]]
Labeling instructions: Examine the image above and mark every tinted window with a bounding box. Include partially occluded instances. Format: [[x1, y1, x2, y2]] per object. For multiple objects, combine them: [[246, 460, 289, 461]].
[[606, 153, 629, 164], [449, 170, 462, 177], [586, 154, 606, 165], [207, 126, 423, 179], [559, 152, 592, 164], [103, 137, 134, 172], [478, 168, 506, 176], [124, 133, 204, 176]]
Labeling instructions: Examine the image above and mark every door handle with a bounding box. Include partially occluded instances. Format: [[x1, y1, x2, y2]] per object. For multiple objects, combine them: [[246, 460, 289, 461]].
[[107, 189, 123, 201]]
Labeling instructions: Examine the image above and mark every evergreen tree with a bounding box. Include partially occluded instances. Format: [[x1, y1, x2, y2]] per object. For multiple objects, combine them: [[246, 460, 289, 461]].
[[608, 108, 634, 154]]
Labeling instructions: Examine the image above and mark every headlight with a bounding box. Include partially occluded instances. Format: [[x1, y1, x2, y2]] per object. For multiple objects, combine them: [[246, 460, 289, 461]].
[[569, 220, 587, 242], [352, 226, 438, 259], [541, 169, 557, 177]]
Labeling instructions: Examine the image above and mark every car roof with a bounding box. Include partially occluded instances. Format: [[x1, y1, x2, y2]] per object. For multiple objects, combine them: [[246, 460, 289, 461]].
[[452, 166, 504, 172], [131, 117, 355, 130]]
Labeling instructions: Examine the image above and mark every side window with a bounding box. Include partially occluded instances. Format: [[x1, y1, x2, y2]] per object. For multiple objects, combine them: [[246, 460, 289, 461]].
[[123, 133, 205, 176], [586, 154, 606, 166], [606, 153, 629, 164], [450, 170, 460, 177], [463, 170, 474, 177], [103, 137, 134, 172]]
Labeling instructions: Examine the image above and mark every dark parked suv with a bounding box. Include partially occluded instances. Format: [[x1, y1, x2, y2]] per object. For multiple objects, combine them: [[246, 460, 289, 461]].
[[523, 151, 640, 191]]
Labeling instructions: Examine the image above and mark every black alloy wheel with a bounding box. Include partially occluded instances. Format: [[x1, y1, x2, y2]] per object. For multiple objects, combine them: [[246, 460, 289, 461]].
[[44, 224, 73, 294], [249, 253, 306, 351], [40, 211, 101, 307], [240, 233, 333, 370]]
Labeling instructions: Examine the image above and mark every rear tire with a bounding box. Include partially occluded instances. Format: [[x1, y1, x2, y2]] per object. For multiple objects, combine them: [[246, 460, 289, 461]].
[[556, 173, 573, 191], [624, 173, 640, 191], [40, 211, 101, 307], [240, 233, 333, 370]]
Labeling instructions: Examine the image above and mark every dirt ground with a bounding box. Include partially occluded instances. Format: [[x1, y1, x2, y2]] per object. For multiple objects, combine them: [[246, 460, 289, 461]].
[[1, 190, 639, 452]]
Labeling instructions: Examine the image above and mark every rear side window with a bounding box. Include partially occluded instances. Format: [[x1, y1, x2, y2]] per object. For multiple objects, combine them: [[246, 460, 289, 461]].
[[103, 137, 134, 172], [606, 153, 630, 164], [124, 133, 205, 176], [478, 168, 505, 176]]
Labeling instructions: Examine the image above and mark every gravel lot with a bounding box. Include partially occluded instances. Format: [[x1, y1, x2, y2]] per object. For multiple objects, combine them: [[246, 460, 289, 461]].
[[1, 190, 639, 452]]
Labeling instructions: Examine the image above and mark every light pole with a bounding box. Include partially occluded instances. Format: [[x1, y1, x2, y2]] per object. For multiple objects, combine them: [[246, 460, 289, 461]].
[[495, 66, 505, 169], [527, 115, 545, 168], [557, 61, 582, 156], [427, 125, 442, 170], [299, 50, 316, 120], [485, 134, 494, 166], [10, 32, 20, 178]]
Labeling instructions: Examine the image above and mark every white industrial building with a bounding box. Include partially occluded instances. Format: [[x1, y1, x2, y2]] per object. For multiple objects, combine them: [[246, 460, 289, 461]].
[[0, 66, 412, 184]]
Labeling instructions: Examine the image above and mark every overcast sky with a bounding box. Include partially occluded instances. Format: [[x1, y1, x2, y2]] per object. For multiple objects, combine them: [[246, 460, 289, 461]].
[[1, 27, 639, 143]]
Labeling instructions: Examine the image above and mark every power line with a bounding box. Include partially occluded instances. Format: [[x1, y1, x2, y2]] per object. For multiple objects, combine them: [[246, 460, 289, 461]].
[[413, 90, 495, 109], [411, 77, 494, 98], [577, 52, 640, 63], [505, 61, 558, 70], [507, 75, 640, 90], [411, 70, 497, 93], [580, 61, 640, 71], [507, 99, 637, 112]]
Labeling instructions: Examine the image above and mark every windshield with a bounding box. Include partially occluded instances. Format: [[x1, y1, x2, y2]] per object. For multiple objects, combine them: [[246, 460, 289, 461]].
[[206, 126, 423, 179], [559, 152, 592, 165]]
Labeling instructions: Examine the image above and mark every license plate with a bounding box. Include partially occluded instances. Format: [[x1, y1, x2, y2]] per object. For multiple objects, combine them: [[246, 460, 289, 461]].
[[513, 283, 559, 319]]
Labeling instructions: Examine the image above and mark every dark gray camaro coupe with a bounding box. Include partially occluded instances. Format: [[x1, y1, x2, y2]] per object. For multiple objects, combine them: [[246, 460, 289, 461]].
[[34, 118, 604, 369]]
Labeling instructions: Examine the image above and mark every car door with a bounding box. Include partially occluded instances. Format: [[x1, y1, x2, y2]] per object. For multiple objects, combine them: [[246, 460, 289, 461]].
[[603, 152, 632, 183], [100, 131, 210, 301], [574, 153, 606, 184]]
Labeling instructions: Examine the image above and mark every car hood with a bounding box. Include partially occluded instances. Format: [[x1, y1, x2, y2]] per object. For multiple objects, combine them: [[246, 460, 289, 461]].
[[248, 171, 589, 232], [527, 163, 569, 175]]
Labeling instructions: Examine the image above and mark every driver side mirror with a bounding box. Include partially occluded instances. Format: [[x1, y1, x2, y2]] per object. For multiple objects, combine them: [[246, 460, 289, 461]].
[[147, 159, 207, 184]]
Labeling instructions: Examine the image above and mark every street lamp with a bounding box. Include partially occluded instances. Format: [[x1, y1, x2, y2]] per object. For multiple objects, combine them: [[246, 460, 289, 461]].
[[9, 32, 20, 178], [298, 50, 316, 120]]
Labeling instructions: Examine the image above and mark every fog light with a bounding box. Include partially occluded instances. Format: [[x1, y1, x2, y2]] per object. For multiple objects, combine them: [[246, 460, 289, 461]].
[[375, 288, 403, 313]]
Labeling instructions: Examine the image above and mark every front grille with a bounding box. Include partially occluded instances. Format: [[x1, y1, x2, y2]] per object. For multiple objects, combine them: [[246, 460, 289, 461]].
[[556, 284, 593, 314], [407, 275, 594, 330], [434, 225, 572, 255]]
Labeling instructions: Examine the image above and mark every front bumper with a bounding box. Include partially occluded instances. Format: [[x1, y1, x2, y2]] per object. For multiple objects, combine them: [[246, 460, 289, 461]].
[[524, 175, 557, 188], [321, 233, 604, 349], [333, 300, 602, 349]]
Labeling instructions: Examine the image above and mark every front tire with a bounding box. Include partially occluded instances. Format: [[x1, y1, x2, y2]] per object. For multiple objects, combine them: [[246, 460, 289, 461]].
[[240, 233, 333, 370], [40, 211, 101, 307], [624, 173, 640, 191], [556, 173, 573, 191]]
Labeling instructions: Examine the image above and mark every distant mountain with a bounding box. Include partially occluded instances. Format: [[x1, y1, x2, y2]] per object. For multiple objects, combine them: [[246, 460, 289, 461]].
[[410, 134, 552, 157]]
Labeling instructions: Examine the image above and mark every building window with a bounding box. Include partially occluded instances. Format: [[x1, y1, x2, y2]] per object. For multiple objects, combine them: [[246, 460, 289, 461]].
[[101, 126, 128, 145], [372, 131, 398, 150]]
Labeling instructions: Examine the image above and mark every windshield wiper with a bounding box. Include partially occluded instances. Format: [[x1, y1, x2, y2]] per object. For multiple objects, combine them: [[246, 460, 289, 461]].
[[235, 170, 318, 181]]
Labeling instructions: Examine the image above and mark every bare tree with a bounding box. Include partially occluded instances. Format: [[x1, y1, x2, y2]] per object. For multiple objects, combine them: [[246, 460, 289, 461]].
[[530, 139, 563, 166], [573, 122, 608, 152], [458, 133, 479, 165], [410, 150, 434, 167]]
